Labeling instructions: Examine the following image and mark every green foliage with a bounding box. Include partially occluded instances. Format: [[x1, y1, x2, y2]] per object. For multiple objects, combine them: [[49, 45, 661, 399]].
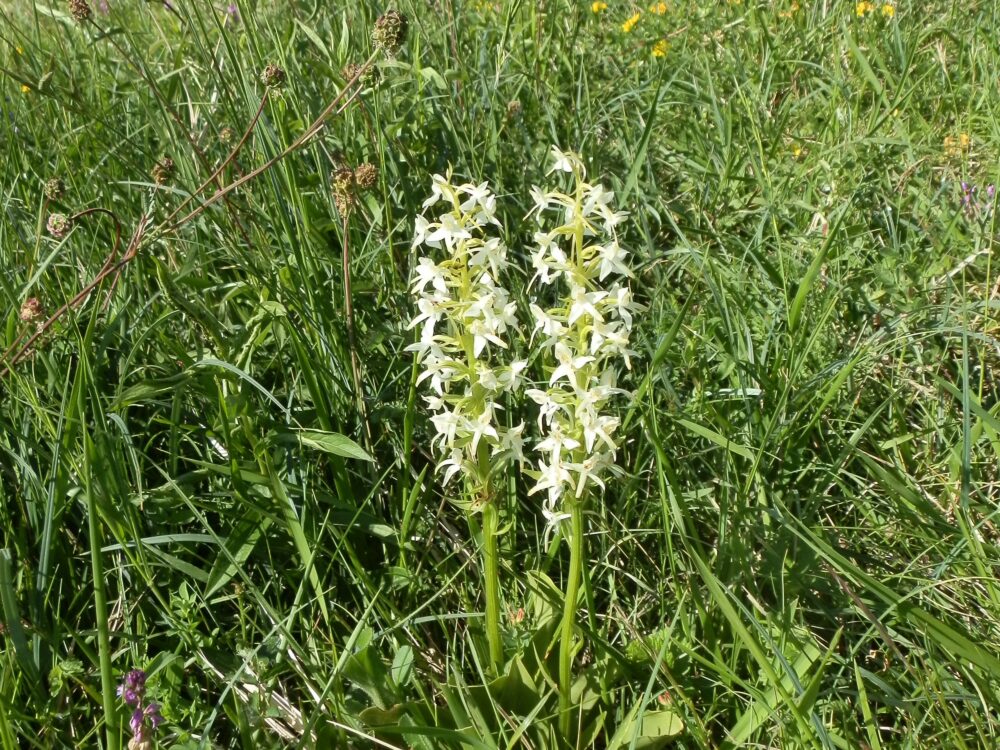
[[2, 0, 1000, 748]]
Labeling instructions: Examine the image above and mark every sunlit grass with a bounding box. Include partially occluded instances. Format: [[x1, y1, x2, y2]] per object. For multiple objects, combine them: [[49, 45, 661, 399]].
[[1, 0, 999, 747]]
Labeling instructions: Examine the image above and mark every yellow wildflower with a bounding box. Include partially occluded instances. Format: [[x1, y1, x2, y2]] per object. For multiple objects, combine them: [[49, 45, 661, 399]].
[[881, 3, 894, 16], [855, 1, 873, 16], [16, 46, 24, 55], [622, 12, 641, 32], [592, 1, 608, 12], [778, 1, 800, 18], [21, 84, 30, 94], [648, 2, 667, 13], [944, 133, 971, 157], [652, 39, 669, 57], [792, 144, 802, 159]]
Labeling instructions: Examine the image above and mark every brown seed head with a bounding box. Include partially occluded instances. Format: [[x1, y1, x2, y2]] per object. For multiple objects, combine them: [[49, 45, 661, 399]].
[[44, 177, 66, 201], [19, 297, 45, 323], [260, 64, 286, 88], [151, 156, 176, 185], [341, 62, 381, 88], [69, 0, 92, 23], [372, 10, 408, 56], [354, 163, 378, 191], [332, 167, 357, 216]]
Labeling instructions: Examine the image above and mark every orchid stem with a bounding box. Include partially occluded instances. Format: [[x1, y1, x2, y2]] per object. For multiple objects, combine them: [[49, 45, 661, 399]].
[[558, 499, 584, 742], [482, 497, 503, 674]]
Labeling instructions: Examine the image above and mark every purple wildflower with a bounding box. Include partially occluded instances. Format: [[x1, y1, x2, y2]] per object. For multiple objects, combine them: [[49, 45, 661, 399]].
[[958, 181, 997, 222], [118, 668, 162, 745], [116, 670, 147, 706], [225, 2, 239, 24], [144, 702, 163, 729]]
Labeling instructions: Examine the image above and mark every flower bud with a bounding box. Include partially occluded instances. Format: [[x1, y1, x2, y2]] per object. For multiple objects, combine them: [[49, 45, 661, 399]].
[[44, 177, 66, 201], [260, 63, 286, 88], [47, 213, 72, 238]]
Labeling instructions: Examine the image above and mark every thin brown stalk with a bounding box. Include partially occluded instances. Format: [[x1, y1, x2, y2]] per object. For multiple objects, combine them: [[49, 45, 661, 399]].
[[161, 91, 269, 228], [170, 62, 373, 230], [1, 209, 138, 376]]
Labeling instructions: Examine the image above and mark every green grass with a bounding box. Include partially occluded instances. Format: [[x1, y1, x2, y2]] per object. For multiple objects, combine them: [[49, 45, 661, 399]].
[[2, 0, 1000, 747]]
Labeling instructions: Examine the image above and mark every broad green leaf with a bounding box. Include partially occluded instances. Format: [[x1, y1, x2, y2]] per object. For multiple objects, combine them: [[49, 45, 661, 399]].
[[298, 429, 374, 462]]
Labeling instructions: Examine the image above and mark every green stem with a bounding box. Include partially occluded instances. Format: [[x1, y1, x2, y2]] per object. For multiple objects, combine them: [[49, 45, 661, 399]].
[[482, 500, 503, 674], [558, 500, 585, 742], [84, 437, 119, 750]]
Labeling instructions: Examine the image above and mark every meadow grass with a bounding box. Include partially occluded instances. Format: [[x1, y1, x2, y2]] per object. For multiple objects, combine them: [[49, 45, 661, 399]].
[[2, 0, 1000, 747]]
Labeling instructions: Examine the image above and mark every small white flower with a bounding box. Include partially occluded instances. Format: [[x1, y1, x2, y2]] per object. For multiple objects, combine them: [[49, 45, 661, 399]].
[[439, 447, 468, 484], [530, 455, 572, 504], [430, 407, 461, 450], [408, 297, 444, 344], [467, 402, 500, 453], [497, 360, 527, 392], [530, 304, 566, 347], [426, 213, 473, 248], [422, 173, 450, 208], [468, 237, 508, 279], [413, 215, 432, 248], [567, 285, 608, 325], [548, 145, 583, 175], [412, 256, 449, 295], [536, 423, 581, 461], [549, 342, 595, 386], [528, 185, 551, 221], [595, 241, 633, 281], [605, 284, 640, 329], [582, 183, 615, 216], [496, 421, 526, 463], [527, 387, 563, 427]]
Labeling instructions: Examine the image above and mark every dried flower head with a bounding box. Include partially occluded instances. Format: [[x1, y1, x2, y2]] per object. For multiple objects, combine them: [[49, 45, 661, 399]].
[[19, 297, 45, 324], [341, 62, 381, 88], [47, 213, 72, 239], [505, 100, 523, 122], [44, 177, 66, 201], [372, 10, 408, 56], [69, 0, 92, 23], [151, 156, 175, 185], [354, 163, 378, 191], [332, 167, 357, 216], [219, 126, 235, 145], [260, 63, 286, 88]]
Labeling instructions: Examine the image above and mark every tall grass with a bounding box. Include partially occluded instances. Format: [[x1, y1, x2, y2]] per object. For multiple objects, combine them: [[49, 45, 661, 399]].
[[1, 0, 999, 747]]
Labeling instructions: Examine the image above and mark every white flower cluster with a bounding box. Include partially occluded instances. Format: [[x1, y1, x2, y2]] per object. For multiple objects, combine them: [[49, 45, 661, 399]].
[[408, 174, 527, 489], [526, 147, 644, 528]]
